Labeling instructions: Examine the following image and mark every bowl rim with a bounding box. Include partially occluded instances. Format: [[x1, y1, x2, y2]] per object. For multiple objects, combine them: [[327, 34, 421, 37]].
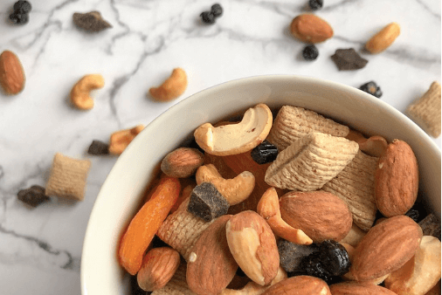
[[80, 74, 441, 294]]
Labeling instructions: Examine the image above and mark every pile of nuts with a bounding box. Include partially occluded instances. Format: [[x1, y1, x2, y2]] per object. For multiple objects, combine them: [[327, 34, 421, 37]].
[[118, 103, 441, 295]]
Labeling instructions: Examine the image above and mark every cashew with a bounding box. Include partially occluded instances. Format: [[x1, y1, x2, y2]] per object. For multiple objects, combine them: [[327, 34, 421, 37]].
[[109, 125, 144, 155], [149, 68, 187, 102], [257, 187, 313, 245], [194, 103, 273, 156], [345, 130, 388, 157], [195, 164, 255, 205], [70, 74, 104, 110]]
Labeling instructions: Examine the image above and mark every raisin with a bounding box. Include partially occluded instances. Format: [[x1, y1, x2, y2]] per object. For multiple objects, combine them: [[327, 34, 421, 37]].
[[251, 140, 278, 164], [88, 140, 110, 155], [17, 185, 50, 207], [301, 257, 333, 282], [309, 0, 323, 10], [9, 13, 29, 24], [302, 45, 319, 61], [211, 3, 223, 17], [359, 81, 382, 98], [200, 11, 216, 24], [278, 239, 318, 273], [405, 209, 420, 223], [419, 214, 441, 240], [317, 240, 351, 276], [13, 1, 32, 14]]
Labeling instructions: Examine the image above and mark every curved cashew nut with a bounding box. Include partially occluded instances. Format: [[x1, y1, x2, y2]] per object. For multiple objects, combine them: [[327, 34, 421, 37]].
[[196, 164, 255, 205], [70, 74, 104, 110], [257, 187, 313, 245], [194, 103, 273, 156], [221, 267, 287, 295], [346, 130, 388, 157], [109, 125, 144, 155], [149, 68, 187, 102]]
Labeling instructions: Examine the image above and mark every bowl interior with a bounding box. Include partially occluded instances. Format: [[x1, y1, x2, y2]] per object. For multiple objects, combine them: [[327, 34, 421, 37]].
[[81, 75, 441, 295]]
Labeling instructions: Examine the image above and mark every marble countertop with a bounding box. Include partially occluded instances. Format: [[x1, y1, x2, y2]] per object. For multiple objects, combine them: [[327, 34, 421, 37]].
[[0, 0, 440, 294]]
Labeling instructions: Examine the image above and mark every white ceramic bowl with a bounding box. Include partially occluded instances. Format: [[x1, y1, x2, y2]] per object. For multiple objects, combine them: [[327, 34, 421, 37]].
[[81, 75, 441, 295]]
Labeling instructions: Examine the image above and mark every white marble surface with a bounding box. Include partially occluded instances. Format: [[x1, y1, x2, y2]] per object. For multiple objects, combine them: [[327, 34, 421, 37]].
[[0, 0, 440, 294]]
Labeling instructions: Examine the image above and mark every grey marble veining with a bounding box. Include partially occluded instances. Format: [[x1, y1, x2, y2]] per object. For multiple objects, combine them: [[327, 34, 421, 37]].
[[0, 0, 440, 294]]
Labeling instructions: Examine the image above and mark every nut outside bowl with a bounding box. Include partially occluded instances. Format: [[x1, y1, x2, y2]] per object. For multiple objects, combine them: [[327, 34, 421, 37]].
[[81, 75, 441, 295]]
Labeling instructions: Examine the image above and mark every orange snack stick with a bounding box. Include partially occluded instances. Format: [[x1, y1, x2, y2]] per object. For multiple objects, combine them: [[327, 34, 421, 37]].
[[118, 177, 181, 275]]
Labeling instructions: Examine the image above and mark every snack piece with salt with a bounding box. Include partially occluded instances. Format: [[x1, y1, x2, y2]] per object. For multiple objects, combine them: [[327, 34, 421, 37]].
[[265, 132, 359, 191], [45, 153, 91, 201], [407, 81, 441, 138], [267, 105, 350, 151]]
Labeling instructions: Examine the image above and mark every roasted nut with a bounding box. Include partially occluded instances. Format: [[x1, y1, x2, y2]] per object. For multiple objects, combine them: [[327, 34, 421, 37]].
[[279, 191, 353, 242], [257, 187, 313, 245], [194, 104, 273, 156], [330, 281, 397, 294], [226, 211, 280, 286], [263, 275, 331, 295], [375, 139, 419, 217], [137, 247, 181, 291], [350, 215, 423, 281], [161, 147, 204, 178], [366, 22, 400, 54], [290, 14, 334, 43], [149, 68, 187, 102], [385, 235, 441, 295], [0, 50, 25, 95], [70, 74, 104, 110], [109, 125, 144, 155], [196, 164, 255, 205]]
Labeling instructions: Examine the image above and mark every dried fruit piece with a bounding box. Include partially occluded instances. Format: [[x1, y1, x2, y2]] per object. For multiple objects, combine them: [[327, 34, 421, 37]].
[[302, 45, 319, 61], [17, 185, 49, 207], [265, 132, 359, 191], [187, 182, 229, 222], [263, 275, 331, 295], [385, 235, 441, 295], [277, 239, 317, 273], [109, 125, 144, 155], [187, 215, 238, 295], [330, 281, 397, 294], [366, 22, 400, 54], [226, 211, 280, 286], [161, 147, 204, 178], [419, 214, 441, 240], [290, 14, 333, 43], [350, 215, 423, 281], [0, 50, 25, 95], [152, 263, 195, 295], [359, 81, 383, 98], [407, 81, 441, 138], [73, 11, 112, 32], [13, 1, 32, 13], [211, 4, 223, 17], [118, 177, 180, 275], [267, 106, 349, 151], [157, 198, 213, 261], [9, 13, 29, 24], [149, 68, 187, 102], [331, 48, 368, 71], [45, 153, 91, 201], [87, 140, 109, 155], [322, 150, 378, 231], [200, 11, 216, 24], [251, 141, 278, 165], [309, 0, 323, 10], [375, 139, 419, 217], [137, 247, 180, 291]]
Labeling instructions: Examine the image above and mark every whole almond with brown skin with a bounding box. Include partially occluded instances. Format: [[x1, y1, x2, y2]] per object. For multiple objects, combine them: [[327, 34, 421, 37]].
[[161, 147, 204, 178], [375, 139, 418, 217], [226, 210, 279, 286], [187, 215, 238, 295], [0, 50, 25, 95], [279, 191, 352, 242], [263, 276, 331, 295], [290, 14, 333, 43], [137, 247, 180, 291], [350, 215, 423, 282], [330, 281, 397, 295]]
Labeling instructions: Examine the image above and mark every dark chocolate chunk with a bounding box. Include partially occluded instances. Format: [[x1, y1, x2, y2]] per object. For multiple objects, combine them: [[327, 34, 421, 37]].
[[187, 182, 229, 221], [88, 140, 110, 155], [331, 48, 368, 71], [278, 239, 318, 273], [17, 185, 50, 207], [419, 214, 441, 240], [73, 11, 112, 33]]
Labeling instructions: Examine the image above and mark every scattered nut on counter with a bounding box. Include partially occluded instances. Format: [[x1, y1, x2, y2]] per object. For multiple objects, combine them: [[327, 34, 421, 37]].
[[70, 74, 105, 110], [0, 50, 25, 95], [108, 124, 144, 155], [149, 68, 188, 102], [365, 22, 401, 54], [290, 14, 333, 43]]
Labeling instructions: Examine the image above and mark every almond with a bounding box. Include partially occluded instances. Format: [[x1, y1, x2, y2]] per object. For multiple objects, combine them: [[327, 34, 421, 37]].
[[330, 281, 397, 295], [226, 210, 280, 286], [375, 139, 419, 217], [290, 14, 333, 43], [263, 276, 331, 295], [279, 191, 352, 242], [187, 215, 238, 295], [161, 147, 204, 178], [137, 247, 181, 291], [0, 50, 25, 95], [350, 215, 423, 281]]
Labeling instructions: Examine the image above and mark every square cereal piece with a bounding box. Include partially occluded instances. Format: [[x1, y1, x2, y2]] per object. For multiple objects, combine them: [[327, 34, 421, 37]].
[[45, 153, 91, 201], [407, 82, 441, 138]]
